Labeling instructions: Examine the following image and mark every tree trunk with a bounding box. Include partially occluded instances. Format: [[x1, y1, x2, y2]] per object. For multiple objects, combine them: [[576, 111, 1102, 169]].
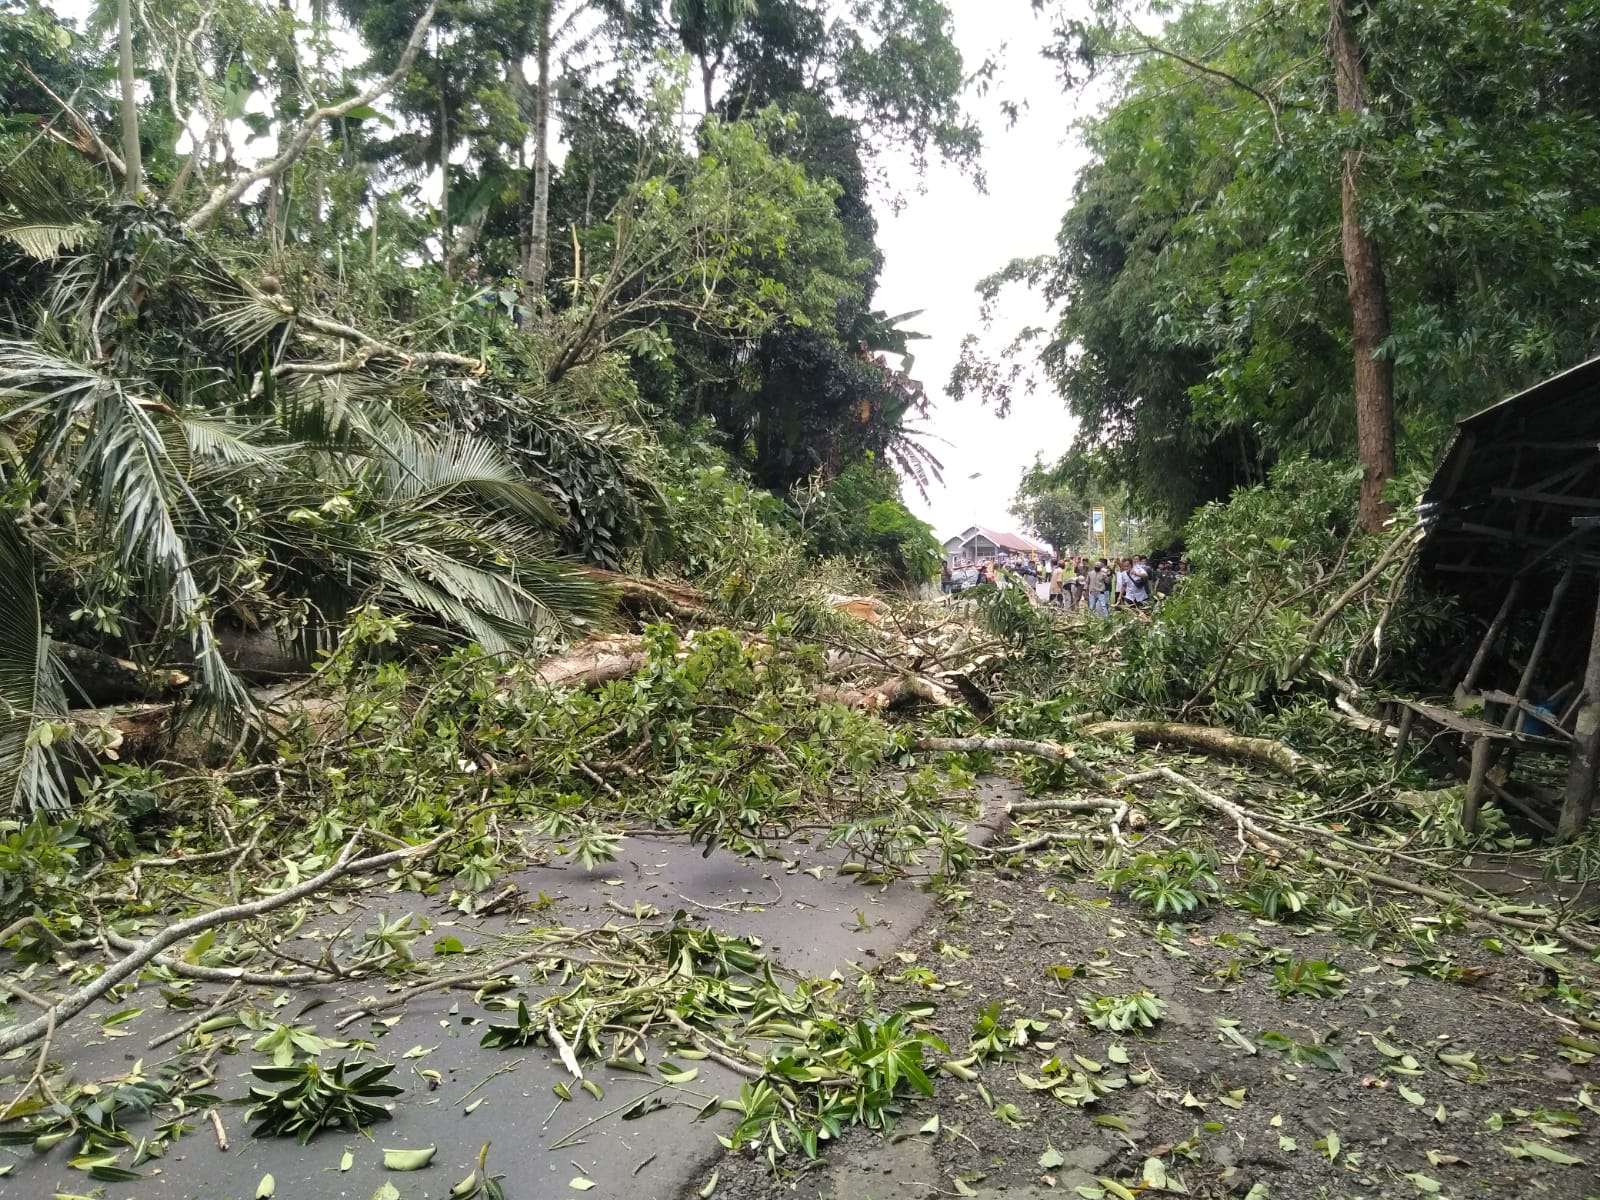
[[116, 0, 142, 197], [702, 57, 715, 116], [1560, 589, 1600, 840], [1328, 0, 1396, 533], [522, 0, 553, 307], [439, 32, 450, 267]]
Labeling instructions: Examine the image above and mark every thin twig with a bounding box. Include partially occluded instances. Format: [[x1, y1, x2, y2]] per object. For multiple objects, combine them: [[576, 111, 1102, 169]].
[[0, 1009, 55, 1120], [148, 981, 243, 1050]]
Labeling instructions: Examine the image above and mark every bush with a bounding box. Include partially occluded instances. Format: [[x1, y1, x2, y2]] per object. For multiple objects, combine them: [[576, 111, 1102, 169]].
[[650, 436, 867, 632], [799, 461, 940, 588], [1098, 457, 1437, 728]]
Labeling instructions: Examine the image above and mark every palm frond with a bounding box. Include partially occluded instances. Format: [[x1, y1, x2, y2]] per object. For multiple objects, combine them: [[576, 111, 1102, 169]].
[[0, 340, 252, 722], [175, 414, 291, 471], [199, 290, 295, 351], [378, 430, 561, 525], [0, 218, 94, 262], [373, 513, 609, 644], [0, 523, 69, 816]]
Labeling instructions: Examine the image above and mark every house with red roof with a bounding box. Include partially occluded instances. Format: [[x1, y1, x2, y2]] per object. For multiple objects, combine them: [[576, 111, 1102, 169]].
[[941, 525, 1054, 565]]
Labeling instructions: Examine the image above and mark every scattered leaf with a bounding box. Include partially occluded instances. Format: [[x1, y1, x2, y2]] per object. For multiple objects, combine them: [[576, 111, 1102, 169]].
[[383, 1146, 437, 1171], [1403, 1173, 1441, 1195], [570, 1177, 597, 1191], [340, 1150, 354, 1172], [256, 1174, 276, 1199], [1506, 1141, 1584, 1165], [1040, 1145, 1065, 1170]]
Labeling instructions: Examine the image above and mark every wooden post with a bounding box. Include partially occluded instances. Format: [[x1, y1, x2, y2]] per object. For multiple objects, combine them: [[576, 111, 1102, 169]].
[[1559, 585, 1600, 840], [1457, 578, 1523, 705], [1503, 557, 1577, 730], [1463, 736, 1492, 833]]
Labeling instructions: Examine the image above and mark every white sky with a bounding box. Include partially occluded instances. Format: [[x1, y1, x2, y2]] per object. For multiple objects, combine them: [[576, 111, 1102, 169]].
[[871, 0, 1094, 543]]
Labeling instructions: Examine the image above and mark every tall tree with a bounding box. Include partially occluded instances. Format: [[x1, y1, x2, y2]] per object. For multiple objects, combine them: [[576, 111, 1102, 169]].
[[974, 0, 1600, 528], [1328, 0, 1395, 531], [669, 0, 757, 113], [115, 0, 141, 196]]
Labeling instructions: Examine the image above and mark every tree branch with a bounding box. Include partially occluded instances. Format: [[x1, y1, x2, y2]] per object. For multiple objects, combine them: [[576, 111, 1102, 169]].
[[20, 68, 127, 178], [1131, 34, 1285, 143], [913, 735, 1110, 789], [183, 1, 438, 231], [1285, 524, 1422, 681], [0, 829, 451, 1055]]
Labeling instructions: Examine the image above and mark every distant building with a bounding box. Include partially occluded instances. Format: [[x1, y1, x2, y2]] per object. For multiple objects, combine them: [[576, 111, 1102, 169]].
[[941, 526, 1054, 564]]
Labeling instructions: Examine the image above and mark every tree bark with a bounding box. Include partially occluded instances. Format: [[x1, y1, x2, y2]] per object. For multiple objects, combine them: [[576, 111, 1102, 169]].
[[1080, 720, 1314, 778], [1560, 589, 1600, 840], [522, 0, 553, 307], [1328, 0, 1396, 533], [115, 0, 142, 197]]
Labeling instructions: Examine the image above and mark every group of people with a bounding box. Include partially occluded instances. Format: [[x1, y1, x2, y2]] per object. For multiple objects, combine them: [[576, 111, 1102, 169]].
[[1046, 554, 1162, 614], [940, 551, 1188, 616]]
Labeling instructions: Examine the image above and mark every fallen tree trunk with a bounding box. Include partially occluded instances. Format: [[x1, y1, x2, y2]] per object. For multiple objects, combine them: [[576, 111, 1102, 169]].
[[1080, 720, 1314, 778], [581, 568, 708, 623], [533, 633, 648, 688], [55, 643, 189, 705], [816, 675, 952, 711]]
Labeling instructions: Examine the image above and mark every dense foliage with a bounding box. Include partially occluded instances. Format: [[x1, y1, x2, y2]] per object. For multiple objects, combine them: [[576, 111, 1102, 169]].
[[960, 0, 1600, 525], [0, 0, 973, 808]]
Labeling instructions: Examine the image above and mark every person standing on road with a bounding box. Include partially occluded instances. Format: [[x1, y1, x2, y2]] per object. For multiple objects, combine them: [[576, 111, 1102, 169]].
[[1087, 559, 1111, 616], [1126, 555, 1151, 606], [1049, 559, 1065, 607]]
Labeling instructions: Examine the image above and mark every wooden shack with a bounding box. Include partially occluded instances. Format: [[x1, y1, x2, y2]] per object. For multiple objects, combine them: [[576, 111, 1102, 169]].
[[1417, 354, 1600, 839]]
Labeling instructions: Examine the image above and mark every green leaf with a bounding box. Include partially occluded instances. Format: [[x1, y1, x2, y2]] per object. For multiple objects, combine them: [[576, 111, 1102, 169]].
[[1403, 1174, 1441, 1195], [1506, 1141, 1585, 1165], [383, 1146, 437, 1171], [257, 1174, 276, 1198], [1039, 1145, 1065, 1169], [570, 1178, 597, 1191]]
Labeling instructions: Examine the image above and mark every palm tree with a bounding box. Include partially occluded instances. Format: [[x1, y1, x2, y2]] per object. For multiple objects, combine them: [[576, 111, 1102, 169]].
[[0, 186, 632, 812]]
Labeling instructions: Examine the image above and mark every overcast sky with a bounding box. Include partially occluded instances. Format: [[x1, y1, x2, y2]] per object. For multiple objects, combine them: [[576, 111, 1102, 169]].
[[870, 1, 1096, 543]]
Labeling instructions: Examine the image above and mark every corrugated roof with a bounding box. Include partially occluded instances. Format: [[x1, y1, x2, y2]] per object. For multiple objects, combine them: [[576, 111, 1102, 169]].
[[1420, 353, 1600, 584]]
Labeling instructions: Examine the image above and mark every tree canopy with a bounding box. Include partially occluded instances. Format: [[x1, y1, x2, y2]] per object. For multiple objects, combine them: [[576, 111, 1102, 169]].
[[968, 0, 1600, 527]]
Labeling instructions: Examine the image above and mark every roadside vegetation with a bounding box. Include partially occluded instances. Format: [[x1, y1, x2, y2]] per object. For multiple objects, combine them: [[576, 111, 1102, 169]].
[[1, 1, 1598, 1197]]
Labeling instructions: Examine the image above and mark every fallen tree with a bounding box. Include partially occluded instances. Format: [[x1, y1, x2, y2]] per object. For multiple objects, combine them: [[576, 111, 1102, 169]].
[[1079, 720, 1314, 778]]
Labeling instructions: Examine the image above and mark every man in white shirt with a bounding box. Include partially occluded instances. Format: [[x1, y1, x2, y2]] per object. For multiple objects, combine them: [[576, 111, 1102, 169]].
[[1126, 555, 1151, 606]]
